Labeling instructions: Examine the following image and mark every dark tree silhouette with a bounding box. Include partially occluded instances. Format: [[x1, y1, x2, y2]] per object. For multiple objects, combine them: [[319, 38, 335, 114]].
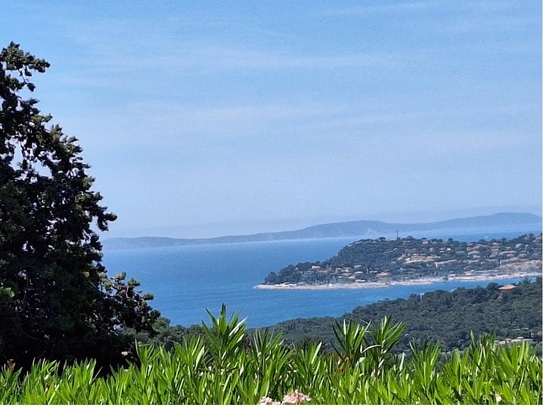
[[0, 43, 159, 370]]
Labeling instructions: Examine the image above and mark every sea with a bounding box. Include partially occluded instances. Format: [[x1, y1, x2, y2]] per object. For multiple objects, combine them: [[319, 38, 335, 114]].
[[102, 227, 541, 328]]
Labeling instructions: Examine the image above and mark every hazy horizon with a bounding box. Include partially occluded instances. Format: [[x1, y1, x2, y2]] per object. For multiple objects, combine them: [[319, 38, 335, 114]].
[[4, 1, 541, 239], [102, 208, 542, 240]]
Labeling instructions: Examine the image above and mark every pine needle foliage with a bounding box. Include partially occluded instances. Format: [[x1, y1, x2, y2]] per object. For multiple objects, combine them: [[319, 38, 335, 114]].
[[0, 42, 158, 370]]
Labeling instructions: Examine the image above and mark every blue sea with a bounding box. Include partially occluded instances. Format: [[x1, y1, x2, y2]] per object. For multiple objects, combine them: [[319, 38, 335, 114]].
[[102, 228, 541, 328]]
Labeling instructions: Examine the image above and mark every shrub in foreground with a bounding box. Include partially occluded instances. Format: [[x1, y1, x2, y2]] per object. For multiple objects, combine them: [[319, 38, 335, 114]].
[[0, 306, 541, 404]]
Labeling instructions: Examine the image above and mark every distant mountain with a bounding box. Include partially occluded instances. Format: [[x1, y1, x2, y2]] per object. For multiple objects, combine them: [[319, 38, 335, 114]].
[[102, 212, 542, 250]]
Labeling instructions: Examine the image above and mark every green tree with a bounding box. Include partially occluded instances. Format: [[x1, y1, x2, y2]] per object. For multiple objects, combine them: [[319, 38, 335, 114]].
[[0, 43, 158, 370]]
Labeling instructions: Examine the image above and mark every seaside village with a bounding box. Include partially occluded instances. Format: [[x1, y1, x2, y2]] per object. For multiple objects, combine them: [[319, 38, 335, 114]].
[[295, 235, 542, 286]]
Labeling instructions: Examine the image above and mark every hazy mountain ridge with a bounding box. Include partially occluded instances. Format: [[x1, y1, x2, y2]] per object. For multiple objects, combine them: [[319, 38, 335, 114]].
[[102, 212, 542, 250]]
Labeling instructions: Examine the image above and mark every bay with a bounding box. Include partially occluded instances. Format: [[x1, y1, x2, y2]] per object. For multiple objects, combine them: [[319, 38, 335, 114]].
[[102, 229, 540, 328]]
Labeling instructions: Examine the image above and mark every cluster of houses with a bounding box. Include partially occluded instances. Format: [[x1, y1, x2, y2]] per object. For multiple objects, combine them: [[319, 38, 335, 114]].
[[293, 234, 542, 285]]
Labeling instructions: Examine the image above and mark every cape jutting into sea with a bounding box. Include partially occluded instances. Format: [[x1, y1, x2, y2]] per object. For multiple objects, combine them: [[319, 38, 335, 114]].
[[102, 228, 540, 327]]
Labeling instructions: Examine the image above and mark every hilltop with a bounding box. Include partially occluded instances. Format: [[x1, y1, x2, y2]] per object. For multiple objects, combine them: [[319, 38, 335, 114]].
[[103, 212, 542, 250]]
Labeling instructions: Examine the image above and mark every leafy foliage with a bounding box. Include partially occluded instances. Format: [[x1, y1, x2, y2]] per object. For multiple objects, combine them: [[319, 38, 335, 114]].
[[0, 43, 158, 370], [0, 306, 541, 404]]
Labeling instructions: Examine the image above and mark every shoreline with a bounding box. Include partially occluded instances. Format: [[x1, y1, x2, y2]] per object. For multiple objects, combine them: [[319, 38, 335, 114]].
[[253, 271, 541, 290]]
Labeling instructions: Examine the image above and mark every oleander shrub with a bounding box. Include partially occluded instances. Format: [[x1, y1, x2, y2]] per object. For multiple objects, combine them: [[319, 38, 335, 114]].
[[0, 305, 541, 404]]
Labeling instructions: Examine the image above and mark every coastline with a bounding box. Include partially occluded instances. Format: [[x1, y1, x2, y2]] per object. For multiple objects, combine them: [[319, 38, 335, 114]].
[[253, 271, 542, 290]]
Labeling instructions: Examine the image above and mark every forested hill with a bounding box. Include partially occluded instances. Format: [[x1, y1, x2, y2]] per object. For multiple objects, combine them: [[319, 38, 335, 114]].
[[262, 234, 542, 286], [265, 279, 542, 353], [103, 212, 541, 249]]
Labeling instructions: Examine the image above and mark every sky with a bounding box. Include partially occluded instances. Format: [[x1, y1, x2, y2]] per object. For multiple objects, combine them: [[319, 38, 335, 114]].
[[2, 1, 541, 238]]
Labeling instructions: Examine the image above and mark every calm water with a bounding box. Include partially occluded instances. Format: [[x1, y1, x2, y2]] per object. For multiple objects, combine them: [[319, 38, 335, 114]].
[[102, 229, 540, 328]]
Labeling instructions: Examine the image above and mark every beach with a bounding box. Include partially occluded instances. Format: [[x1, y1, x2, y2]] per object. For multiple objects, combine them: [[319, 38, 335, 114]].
[[253, 270, 542, 290]]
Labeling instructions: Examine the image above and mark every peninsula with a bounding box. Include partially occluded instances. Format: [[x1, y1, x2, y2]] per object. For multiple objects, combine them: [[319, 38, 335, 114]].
[[256, 234, 542, 290]]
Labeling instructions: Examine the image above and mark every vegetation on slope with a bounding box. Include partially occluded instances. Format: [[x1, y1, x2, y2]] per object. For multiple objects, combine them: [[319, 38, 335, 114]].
[[1, 306, 541, 404], [263, 234, 542, 285], [267, 279, 542, 354]]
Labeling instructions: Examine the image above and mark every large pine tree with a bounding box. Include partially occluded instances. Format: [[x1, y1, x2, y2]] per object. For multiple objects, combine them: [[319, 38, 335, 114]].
[[0, 43, 158, 370]]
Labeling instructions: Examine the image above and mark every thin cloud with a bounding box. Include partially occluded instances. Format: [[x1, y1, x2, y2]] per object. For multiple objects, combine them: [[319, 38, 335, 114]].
[[77, 38, 392, 73], [322, 0, 527, 17], [53, 13, 396, 78], [322, 0, 538, 42], [321, 1, 444, 16], [409, 130, 533, 155], [425, 14, 539, 35]]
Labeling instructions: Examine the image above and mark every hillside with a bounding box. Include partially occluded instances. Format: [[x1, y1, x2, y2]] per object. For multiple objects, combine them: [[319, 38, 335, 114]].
[[266, 279, 542, 353], [103, 212, 542, 250], [261, 233, 542, 286]]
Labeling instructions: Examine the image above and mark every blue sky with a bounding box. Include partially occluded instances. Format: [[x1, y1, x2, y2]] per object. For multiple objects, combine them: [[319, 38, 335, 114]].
[[3, 1, 541, 238]]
